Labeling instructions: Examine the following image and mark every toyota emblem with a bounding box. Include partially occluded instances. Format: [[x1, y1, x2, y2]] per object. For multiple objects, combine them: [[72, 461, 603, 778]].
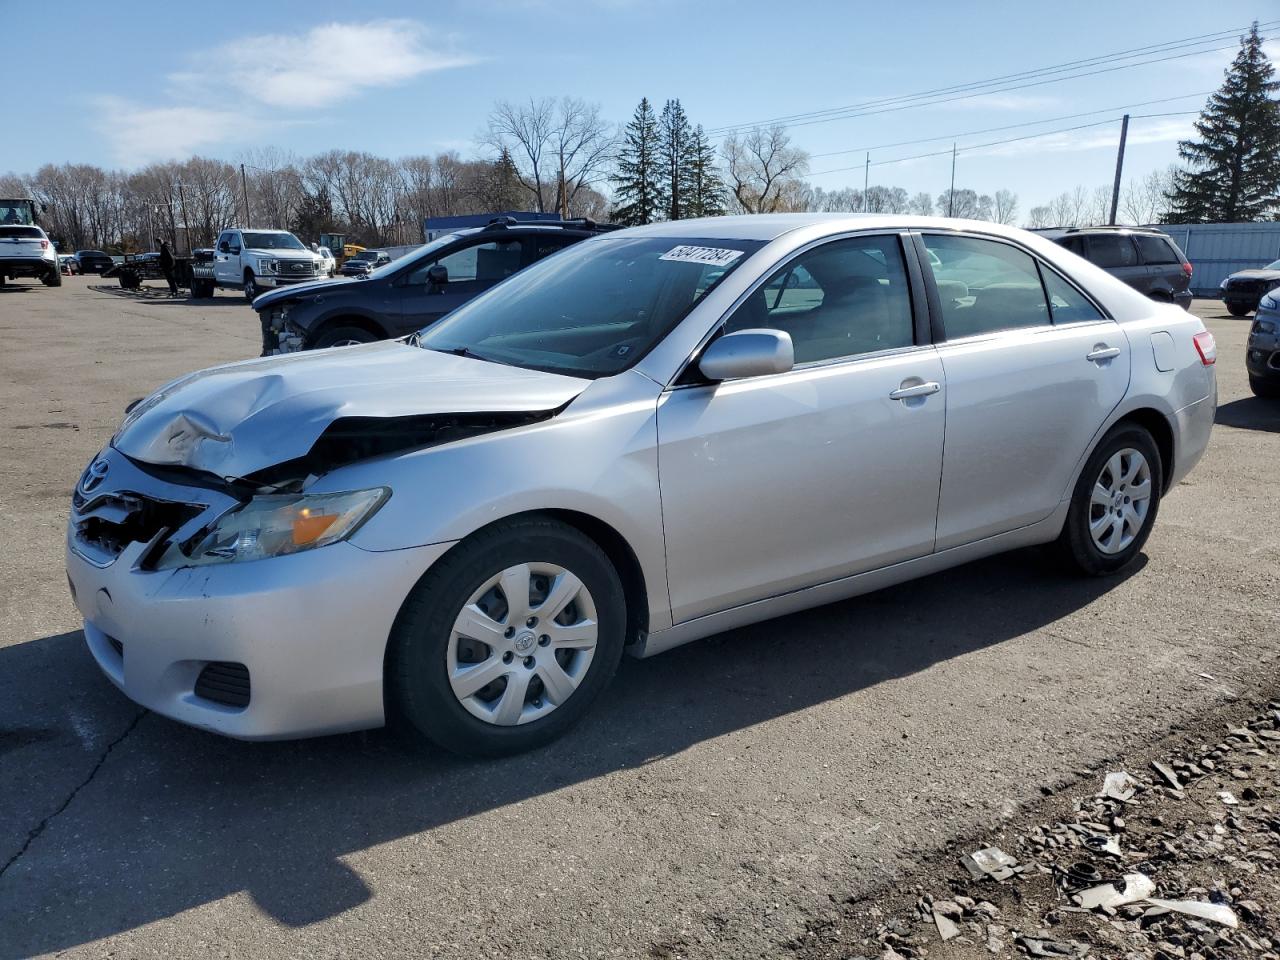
[[80, 457, 110, 494]]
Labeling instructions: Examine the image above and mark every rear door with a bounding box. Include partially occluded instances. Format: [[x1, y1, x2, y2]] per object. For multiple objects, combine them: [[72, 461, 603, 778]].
[[0, 226, 47, 262], [399, 235, 533, 330], [1133, 233, 1188, 299], [1085, 234, 1147, 294], [919, 231, 1131, 550]]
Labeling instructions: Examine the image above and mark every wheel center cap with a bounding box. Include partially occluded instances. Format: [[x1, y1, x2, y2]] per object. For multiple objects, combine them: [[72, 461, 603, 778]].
[[513, 630, 537, 653]]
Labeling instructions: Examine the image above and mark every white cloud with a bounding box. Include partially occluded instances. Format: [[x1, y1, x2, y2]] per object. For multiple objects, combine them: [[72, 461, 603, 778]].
[[947, 93, 1058, 112], [972, 117, 1194, 160], [94, 97, 255, 164], [183, 20, 476, 109]]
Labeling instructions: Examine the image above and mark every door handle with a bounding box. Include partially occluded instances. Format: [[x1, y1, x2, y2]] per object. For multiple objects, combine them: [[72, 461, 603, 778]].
[[889, 381, 941, 401], [1086, 346, 1121, 362]]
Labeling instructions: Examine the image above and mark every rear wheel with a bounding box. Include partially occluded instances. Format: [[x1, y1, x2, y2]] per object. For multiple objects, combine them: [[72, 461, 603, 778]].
[[1054, 424, 1161, 576], [1250, 375, 1280, 399], [1228, 303, 1252, 317], [311, 325, 378, 349], [386, 517, 626, 757], [43, 266, 62, 287]]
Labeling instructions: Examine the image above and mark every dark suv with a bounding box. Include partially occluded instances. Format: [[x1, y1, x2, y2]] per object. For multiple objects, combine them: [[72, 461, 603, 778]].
[[1039, 227, 1193, 310], [254, 218, 618, 354]]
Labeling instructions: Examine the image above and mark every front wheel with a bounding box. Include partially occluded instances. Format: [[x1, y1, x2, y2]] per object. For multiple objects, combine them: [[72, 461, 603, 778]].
[[386, 517, 626, 756], [1054, 425, 1161, 576], [311, 326, 378, 349], [1227, 303, 1252, 317], [243, 271, 258, 301]]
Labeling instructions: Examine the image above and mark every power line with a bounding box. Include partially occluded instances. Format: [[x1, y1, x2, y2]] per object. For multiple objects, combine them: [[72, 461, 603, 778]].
[[708, 21, 1278, 136], [807, 112, 1197, 179], [808, 91, 1212, 160]]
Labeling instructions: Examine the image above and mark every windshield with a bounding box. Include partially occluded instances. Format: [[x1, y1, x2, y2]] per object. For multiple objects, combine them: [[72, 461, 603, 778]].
[[366, 233, 464, 280], [242, 231, 306, 251], [419, 236, 762, 378]]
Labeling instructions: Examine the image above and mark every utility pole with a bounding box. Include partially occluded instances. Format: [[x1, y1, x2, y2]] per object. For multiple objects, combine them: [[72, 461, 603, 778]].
[[176, 181, 191, 255], [240, 163, 252, 227], [1108, 114, 1130, 226], [948, 142, 957, 217], [863, 153, 870, 212]]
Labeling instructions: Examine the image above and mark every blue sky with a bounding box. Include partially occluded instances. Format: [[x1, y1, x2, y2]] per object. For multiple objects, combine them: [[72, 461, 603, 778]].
[[5, 0, 1276, 213]]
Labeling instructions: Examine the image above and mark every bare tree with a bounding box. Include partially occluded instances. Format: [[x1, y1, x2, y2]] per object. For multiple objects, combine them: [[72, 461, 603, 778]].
[[1120, 166, 1175, 224], [908, 192, 934, 216], [547, 98, 616, 217], [483, 98, 556, 211], [722, 125, 810, 214], [992, 189, 1019, 225], [1024, 205, 1053, 229]]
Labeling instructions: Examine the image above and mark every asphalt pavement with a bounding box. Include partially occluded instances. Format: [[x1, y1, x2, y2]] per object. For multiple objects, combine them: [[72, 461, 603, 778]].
[[0, 276, 1276, 959]]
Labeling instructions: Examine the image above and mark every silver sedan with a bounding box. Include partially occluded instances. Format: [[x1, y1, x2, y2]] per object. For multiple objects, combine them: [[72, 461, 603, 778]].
[[66, 214, 1217, 755]]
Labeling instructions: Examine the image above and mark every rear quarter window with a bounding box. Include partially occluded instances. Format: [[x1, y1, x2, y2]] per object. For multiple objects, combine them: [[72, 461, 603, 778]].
[[1135, 235, 1181, 265], [1086, 235, 1139, 268]]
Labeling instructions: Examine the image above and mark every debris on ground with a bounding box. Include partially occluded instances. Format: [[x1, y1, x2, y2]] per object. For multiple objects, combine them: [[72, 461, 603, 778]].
[[789, 698, 1280, 959]]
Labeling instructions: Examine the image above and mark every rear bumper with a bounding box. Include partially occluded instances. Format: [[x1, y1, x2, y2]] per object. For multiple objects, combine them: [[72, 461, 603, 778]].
[[1172, 289, 1193, 310], [0, 256, 56, 275]]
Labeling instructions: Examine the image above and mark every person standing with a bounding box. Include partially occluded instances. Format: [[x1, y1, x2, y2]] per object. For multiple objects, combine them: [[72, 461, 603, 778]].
[[158, 238, 178, 297]]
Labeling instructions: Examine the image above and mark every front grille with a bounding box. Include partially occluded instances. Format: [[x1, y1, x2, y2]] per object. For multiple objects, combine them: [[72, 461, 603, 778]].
[[284, 262, 315, 275], [1229, 279, 1272, 294], [73, 492, 203, 563], [194, 662, 251, 708]]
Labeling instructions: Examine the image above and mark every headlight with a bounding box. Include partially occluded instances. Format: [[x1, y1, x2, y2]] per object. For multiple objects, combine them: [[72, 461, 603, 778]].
[[1260, 293, 1278, 312], [261, 259, 279, 273], [156, 488, 389, 569], [1219, 278, 1229, 289]]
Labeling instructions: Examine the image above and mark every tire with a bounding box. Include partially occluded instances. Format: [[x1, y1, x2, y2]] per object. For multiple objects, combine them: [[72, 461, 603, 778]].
[[1228, 303, 1252, 317], [385, 516, 627, 757], [1053, 424, 1162, 577], [43, 266, 62, 287], [1250, 375, 1280, 399], [311, 325, 379, 349], [243, 271, 258, 301], [119, 269, 140, 290], [191, 278, 213, 298]]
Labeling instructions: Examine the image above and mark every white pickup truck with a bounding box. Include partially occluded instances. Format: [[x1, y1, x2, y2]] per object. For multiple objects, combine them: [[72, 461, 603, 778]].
[[190, 228, 325, 301]]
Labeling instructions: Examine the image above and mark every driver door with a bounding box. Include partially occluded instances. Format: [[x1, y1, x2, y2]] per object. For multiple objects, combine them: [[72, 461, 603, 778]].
[[213, 232, 240, 285], [400, 237, 531, 329], [656, 233, 946, 624]]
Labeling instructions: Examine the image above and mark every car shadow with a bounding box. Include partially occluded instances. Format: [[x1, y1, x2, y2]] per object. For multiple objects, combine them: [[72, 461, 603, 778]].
[[0, 284, 35, 293], [1216, 395, 1280, 433], [0, 547, 1145, 957]]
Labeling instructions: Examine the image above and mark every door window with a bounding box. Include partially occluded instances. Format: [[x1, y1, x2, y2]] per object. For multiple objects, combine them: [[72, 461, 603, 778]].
[[723, 235, 914, 364], [533, 236, 577, 262], [922, 234, 1049, 337], [409, 239, 524, 285], [1086, 235, 1138, 268]]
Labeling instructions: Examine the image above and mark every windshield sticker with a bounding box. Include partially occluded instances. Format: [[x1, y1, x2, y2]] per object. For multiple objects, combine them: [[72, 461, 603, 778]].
[[659, 245, 744, 268]]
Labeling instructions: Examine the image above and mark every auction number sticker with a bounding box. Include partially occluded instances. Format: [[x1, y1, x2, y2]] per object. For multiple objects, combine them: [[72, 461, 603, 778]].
[[659, 245, 744, 268]]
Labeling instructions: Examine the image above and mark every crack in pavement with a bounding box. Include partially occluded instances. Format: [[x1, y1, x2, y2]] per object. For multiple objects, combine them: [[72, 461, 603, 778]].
[[0, 708, 147, 881]]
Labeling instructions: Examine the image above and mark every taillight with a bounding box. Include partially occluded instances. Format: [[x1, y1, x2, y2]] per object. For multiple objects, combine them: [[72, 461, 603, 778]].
[[39, 239, 48, 250], [1193, 330, 1216, 366], [1182, 262, 1193, 277]]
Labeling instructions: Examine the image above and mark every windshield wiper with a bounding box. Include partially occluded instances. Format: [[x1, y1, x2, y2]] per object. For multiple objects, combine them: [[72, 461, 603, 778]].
[[429, 345, 490, 362]]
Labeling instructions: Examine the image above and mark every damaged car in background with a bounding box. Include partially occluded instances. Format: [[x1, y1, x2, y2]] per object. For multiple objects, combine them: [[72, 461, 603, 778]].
[[67, 214, 1216, 757]]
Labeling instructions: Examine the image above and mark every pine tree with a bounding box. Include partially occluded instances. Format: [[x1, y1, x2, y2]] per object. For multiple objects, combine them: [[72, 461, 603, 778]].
[[611, 98, 664, 226], [1166, 23, 1280, 222], [659, 99, 697, 220], [685, 124, 726, 218]]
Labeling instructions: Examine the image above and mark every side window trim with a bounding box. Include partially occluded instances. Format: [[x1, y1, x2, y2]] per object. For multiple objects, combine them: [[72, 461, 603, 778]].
[[671, 230, 928, 387]]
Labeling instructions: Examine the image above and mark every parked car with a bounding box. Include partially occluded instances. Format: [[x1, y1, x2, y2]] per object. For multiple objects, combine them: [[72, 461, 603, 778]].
[[0, 224, 61, 287], [192, 228, 325, 301], [1040, 227, 1193, 309], [67, 214, 1217, 756], [339, 250, 392, 277], [74, 250, 114, 274], [59, 254, 80, 275], [1246, 290, 1280, 397], [316, 245, 336, 278], [256, 218, 616, 353], [1219, 259, 1280, 317]]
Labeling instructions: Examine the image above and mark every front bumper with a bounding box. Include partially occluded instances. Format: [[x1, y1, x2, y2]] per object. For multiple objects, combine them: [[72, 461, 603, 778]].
[[65, 449, 455, 740], [257, 274, 319, 288], [1246, 337, 1280, 380]]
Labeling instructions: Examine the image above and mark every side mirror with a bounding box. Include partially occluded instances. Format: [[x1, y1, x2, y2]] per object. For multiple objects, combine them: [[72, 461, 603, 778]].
[[698, 329, 794, 381], [426, 264, 448, 287]]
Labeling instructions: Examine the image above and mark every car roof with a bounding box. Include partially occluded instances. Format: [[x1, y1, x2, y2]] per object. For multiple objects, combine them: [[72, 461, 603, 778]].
[[618, 213, 1048, 242], [1034, 226, 1171, 239]]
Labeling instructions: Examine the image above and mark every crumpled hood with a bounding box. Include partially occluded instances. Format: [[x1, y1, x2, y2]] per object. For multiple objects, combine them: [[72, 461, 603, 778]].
[[254, 276, 364, 310], [113, 340, 589, 478]]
